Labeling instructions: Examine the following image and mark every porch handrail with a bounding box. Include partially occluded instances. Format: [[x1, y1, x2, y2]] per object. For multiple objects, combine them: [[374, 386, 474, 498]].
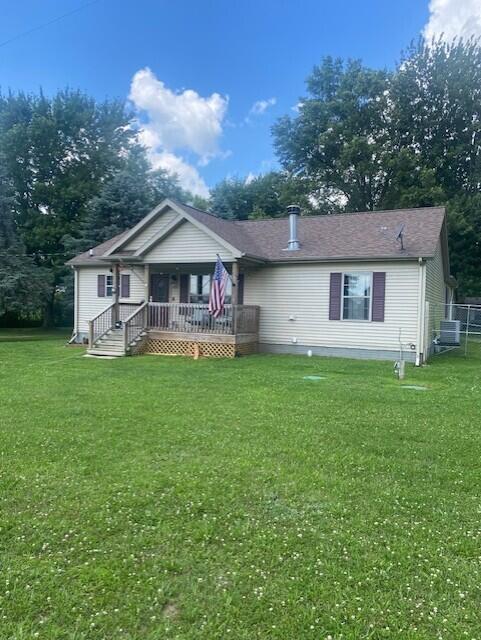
[[123, 301, 148, 351], [90, 301, 115, 324], [88, 302, 115, 348], [147, 302, 259, 335], [119, 303, 143, 321], [233, 304, 260, 334]]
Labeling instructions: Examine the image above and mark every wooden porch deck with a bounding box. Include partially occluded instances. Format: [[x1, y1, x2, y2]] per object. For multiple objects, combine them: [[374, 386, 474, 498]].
[[89, 302, 259, 358], [140, 303, 259, 357]]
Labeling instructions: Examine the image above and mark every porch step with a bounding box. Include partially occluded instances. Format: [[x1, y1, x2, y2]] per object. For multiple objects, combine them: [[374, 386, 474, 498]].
[[103, 329, 124, 339], [88, 327, 147, 358], [87, 348, 126, 357], [91, 342, 125, 351], [97, 339, 125, 347]]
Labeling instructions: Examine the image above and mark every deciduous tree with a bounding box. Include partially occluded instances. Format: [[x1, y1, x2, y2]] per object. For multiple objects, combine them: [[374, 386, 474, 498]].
[[0, 89, 136, 325], [0, 157, 51, 317], [273, 40, 481, 294]]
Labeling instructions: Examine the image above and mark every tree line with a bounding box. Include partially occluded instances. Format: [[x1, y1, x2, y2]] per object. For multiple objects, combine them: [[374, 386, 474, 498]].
[[1, 38, 481, 327]]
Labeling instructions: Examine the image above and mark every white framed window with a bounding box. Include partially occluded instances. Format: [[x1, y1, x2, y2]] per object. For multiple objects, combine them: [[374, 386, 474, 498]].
[[342, 272, 372, 321], [189, 274, 211, 304], [189, 274, 232, 304], [106, 275, 114, 297]]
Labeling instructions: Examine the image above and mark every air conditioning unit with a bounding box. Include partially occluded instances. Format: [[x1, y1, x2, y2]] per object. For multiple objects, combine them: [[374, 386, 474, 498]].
[[439, 320, 461, 346]]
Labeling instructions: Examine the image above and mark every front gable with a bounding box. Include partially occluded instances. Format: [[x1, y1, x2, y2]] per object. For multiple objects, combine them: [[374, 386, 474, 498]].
[[141, 219, 235, 263], [123, 208, 179, 251], [105, 199, 242, 262]]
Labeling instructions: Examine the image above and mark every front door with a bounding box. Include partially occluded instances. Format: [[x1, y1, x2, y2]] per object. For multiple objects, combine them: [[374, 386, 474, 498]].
[[150, 274, 170, 302], [150, 274, 170, 328]]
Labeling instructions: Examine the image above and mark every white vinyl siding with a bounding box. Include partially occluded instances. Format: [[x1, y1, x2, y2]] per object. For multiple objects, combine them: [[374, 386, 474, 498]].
[[142, 220, 234, 263], [244, 261, 420, 352], [78, 267, 111, 334], [121, 209, 179, 251], [119, 266, 146, 303], [424, 241, 446, 347], [77, 266, 146, 333]]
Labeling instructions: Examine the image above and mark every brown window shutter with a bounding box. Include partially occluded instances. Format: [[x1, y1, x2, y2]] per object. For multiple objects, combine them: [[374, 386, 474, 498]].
[[179, 274, 189, 303], [121, 274, 130, 298], [237, 273, 244, 304], [97, 274, 106, 297], [329, 273, 342, 320], [372, 272, 386, 322]]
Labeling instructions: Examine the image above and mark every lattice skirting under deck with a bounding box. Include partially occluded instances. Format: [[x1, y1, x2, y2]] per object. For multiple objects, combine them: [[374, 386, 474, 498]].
[[137, 338, 258, 358]]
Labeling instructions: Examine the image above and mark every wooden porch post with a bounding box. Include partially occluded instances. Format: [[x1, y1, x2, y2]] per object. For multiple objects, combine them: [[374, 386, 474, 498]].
[[144, 264, 150, 302], [113, 263, 120, 324], [231, 261, 239, 335], [88, 320, 93, 348], [231, 261, 239, 305]]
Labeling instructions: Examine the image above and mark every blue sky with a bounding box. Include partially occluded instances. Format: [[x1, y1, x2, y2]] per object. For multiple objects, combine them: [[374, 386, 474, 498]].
[[1, 0, 479, 196]]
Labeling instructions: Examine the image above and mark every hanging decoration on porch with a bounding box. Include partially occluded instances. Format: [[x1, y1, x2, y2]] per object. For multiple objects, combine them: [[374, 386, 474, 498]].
[[208, 255, 229, 318]]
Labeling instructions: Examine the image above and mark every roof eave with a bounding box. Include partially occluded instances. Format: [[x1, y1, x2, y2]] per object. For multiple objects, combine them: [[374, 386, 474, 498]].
[[99, 255, 143, 262], [268, 254, 426, 264], [67, 259, 107, 266]]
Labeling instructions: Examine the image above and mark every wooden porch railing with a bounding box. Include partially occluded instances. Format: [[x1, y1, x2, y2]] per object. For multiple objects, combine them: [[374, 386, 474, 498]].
[[89, 302, 143, 348], [123, 302, 148, 351], [147, 303, 259, 335], [88, 302, 115, 347], [89, 302, 260, 350], [119, 304, 142, 322], [233, 305, 260, 334]]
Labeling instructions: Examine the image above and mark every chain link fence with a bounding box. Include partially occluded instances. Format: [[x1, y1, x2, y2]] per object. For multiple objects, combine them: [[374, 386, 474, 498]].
[[427, 302, 481, 358]]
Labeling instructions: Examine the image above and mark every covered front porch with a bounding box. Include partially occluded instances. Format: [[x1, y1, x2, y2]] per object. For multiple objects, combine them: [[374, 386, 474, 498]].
[[87, 260, 260, 358]]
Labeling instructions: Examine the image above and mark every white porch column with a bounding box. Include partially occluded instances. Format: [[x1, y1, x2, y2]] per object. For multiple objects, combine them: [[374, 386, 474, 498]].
[[113, 263, 120, 323], [144, 264, 150, 302], [231, 261, 239, 306]]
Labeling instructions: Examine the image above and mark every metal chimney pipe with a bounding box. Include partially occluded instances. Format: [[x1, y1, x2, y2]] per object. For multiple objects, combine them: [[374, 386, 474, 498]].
[[286, 204, 301, 250]]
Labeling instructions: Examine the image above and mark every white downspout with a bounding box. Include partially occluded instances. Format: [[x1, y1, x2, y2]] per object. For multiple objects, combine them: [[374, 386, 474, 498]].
[[415, 257, 426, 366], [69, 266, 80, 344]]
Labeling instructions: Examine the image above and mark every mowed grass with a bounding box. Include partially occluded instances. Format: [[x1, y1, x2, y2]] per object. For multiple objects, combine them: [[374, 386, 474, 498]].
[[1, 335, 481, 639]]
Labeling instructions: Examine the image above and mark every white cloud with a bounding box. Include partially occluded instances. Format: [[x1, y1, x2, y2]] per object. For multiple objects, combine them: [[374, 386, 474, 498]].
[[148, 150, 210, 199], [291, 101, 304, 113], [129, 67, 229, 196], [130, 68, 228, 161], [248, 97, 277, 116], [423, 0, 481, 41]]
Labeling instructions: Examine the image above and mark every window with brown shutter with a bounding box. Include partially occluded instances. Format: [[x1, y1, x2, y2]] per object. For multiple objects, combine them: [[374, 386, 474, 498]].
[[342, 273, 372, 321], [237, 273, 244, 305], [97, 274, 106, 297], [371, 272, 386, 322], [97, 274, 113, 297], [179, 274, 189, 303], [120, 274, 130, 298], [329, 273, 342, 320]]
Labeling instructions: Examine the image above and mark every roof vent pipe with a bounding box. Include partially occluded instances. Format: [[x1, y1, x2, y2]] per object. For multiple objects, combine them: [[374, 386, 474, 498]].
[[287, 204, 301, 250]]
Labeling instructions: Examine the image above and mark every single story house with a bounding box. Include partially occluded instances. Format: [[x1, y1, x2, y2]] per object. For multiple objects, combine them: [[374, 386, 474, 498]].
[[67, 199, 454, 363]]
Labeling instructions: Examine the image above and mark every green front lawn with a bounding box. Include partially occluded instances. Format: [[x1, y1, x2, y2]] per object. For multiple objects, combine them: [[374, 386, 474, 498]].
[[1, 334, 480, 639], [0, 327, 71, 342]]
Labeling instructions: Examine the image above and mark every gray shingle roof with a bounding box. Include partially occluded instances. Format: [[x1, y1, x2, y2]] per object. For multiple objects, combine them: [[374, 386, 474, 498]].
[[67, 203, 446, 266], [66, 232, 129, 266]]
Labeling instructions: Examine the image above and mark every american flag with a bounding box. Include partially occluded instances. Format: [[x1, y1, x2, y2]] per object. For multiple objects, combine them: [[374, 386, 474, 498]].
[[209, 255, 229, 318]]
